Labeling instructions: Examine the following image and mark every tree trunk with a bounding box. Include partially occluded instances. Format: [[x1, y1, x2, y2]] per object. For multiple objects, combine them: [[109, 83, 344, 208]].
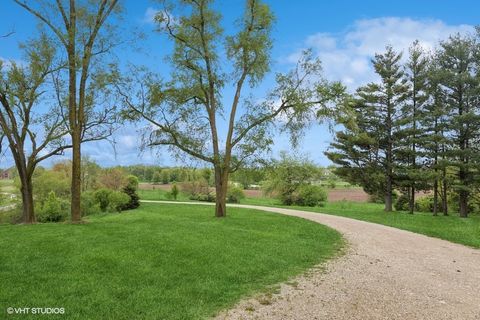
[[71, 131, 82, 222], [214, 167, 228, 218], [19, 173, 35, 224], [384, 176, 393, 212], [433, 179, 438, 216], [409, 185, 415, 214], [441, 174, 448, 216], [458, 166, 468, 218], [459, 190, 468, 218]]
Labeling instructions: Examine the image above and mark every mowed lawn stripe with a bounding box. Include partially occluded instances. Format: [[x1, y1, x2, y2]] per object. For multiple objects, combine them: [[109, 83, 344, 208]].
[[0, 203, 342, 320]]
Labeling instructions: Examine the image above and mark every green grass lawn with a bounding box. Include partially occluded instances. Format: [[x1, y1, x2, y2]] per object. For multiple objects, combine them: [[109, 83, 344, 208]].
[[287, 201, 480, 248], [138, 188, 191, 202], [0, 203, 342, 320], [238, 197, 480, 248], [137, 190, 480, 249]]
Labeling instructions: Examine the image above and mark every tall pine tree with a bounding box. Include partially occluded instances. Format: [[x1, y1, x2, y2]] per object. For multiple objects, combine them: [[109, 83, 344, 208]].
[[437, 34, 480, 218], [327, 46, 408, 211], [420, 60, 451, 215], [401, 40, 430, 213]]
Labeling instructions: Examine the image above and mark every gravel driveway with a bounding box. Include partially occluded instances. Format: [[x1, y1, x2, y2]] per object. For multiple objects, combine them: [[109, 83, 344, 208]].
[[142, 201, 480, 320]]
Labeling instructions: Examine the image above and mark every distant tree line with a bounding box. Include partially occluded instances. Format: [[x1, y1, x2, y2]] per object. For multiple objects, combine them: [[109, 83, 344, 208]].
[[327, 30, 480, 218]]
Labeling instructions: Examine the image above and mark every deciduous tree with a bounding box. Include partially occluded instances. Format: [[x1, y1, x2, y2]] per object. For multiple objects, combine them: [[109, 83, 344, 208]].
[[15, 0, 120, 222], [117, 0, 342, 217], [0, 36, 70, 223]]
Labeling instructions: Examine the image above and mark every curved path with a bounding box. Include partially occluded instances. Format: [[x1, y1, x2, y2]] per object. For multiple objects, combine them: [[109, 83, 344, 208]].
[[143, 201, 480, 320]]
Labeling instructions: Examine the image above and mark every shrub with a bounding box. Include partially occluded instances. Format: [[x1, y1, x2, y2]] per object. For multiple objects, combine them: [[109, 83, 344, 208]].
[[169, 184, 179, 200], [94, 188, 113, 212], [81, 191, 101, 216], [108, 191, 130, 213], [120, 175, 140, 210], [36, 191, 68, 223], [189, 193, 216, 202], [394, 194, 410, 211], [180, 179, 210, 196], [327, 179, 336, 189], [33, 169, 70, 201], [126, 175, 139, 189], [0, 206, 22, 224], [152, 171, 162, 184], [415, 195, 435, 213], [120, 185, 140, 210], [294, 185, 327, 207], [226, 186, 245, 204], [180, 179, 216, 202]]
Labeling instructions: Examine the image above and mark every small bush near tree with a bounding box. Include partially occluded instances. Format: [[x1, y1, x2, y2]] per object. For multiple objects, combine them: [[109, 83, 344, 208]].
[[294, 185, 327, 207], [226, 185, 245, 203], [168, 184, 179, 200], [415, 195, 435, 213], [180, 179, 213, 202], [81, 191, 101, 216], [36, 191, 68, 222], [108, 191, 130, 213], [93, 188, 130, 213], [263, 153, 323, 206], [94, 188, 113, 212], [120, 175, 140, 210], [395, 193, 410, 211]]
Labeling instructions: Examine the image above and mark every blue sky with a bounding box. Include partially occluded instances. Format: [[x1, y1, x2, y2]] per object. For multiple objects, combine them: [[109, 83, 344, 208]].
[[0, 0, 478, 168]]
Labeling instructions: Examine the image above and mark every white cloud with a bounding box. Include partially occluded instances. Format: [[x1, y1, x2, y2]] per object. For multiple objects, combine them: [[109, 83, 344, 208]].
[[285, 17, 474, 90], [142, 7, 178, 28], [142, 7, 160, 25], [118, 135, 136, 149]]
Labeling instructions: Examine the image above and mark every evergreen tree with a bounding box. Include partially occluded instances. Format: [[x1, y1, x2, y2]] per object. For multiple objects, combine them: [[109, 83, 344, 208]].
[[400, 40, 430, 213], [436, 34, 480, 218], [327, 46, 409, 211], [420, 61, 450, 215]]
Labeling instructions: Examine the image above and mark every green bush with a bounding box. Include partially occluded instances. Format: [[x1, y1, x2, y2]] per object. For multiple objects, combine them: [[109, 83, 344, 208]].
[[415, 195, 435, 213], [226, 186, 245, 204], [108, 191, 130, 213], [120, 185, 140, 210], [394, 194, 410, 211], [120, 175, 140, 210], [32, 169, 70, 202], [294, 185, 327, 207], [0, 206, 22, 224], [327, 179, 336, 189], [94, 188, 113, 212], [81, 191, 101, 216], [166, 184, 179, 200], [36, 191, 68, 223], [126, 175, 139, 189], [189, 193, 216, 202]]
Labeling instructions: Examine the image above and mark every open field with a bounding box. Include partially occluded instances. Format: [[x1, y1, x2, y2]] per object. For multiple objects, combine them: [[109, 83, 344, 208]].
[[0, 203, 342, 320], [139, 183, 369, 203]]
